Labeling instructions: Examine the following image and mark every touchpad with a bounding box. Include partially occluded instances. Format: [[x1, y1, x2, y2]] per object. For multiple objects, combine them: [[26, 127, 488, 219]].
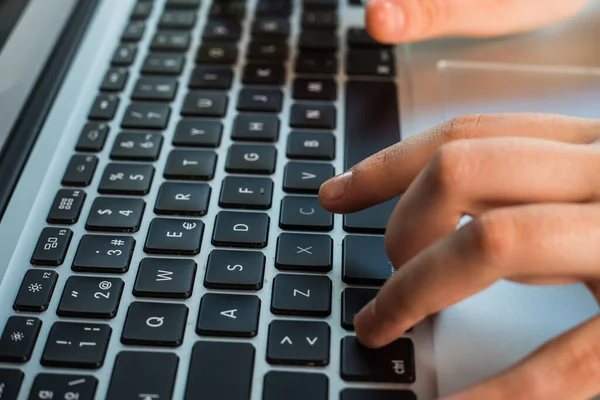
[[438, 62, 600, 119], [434, 64, 600, 396]]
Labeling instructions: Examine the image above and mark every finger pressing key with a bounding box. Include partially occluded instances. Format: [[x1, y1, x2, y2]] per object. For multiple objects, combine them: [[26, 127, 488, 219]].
[[319, 114, 599, 214], [354, 203, 600, 349]]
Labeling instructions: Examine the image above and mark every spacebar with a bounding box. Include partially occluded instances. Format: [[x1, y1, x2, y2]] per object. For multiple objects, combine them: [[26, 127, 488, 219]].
[[344, 80, 400, 233]]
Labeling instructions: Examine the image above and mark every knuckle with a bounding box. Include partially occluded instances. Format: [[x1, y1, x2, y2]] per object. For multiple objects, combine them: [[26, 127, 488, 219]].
[[442, 114, 484, 142], [468, 211, 517, 266], [427, 141, 473, 195], [559, 336, 600, 384]]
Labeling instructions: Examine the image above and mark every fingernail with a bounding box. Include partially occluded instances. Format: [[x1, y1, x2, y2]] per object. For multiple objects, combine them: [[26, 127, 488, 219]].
[[368, 0, 405, 37], [320, 171, 353, 200]]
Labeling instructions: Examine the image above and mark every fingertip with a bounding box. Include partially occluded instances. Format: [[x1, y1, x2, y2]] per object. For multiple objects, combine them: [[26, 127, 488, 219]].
[[366, 0, 406, 44], [318, 170, 353, 210], [354, 299, 389, 349]]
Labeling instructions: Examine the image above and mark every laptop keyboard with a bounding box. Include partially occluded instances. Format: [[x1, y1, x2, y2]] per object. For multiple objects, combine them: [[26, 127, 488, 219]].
[[0, 0, 432, 399]]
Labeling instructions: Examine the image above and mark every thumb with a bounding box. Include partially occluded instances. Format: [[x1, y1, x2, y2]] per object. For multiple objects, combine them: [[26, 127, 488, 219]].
[[366, 0, 589, 43]]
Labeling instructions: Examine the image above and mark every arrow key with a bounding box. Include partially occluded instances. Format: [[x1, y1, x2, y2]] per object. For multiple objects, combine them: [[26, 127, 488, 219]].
[[267, 320, 330, 366], [196, 293, 260, 337], [283, 162, 334, 194]]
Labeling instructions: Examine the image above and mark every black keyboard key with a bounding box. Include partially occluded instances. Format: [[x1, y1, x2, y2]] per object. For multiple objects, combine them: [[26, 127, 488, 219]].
[[132, 76, 178, 101], [189, 66, 233, 90], [286, 131, 335, 160], [122, 103, 171, 129], [86, 197, 145, 232], [204, 250, 265, 290], [89, 94, 119, 120], [98, 163, 154, 195], [347, 49, 395, 77], [111, 43, 137, 66], [299, 31, 339, 51], [343, 235, 392, 285], [62, 155, 98, 187], [131, 1, 152, 19], [280, 196, 333, 231], [151, 30, 190, 51], [212, 211, 269, 248], [100, 68, 129, 91], [302, 11, 338, 30], [57, 277, 124, 318], [293, 78, 337, 100], [237, 88, 283, 112], [272, 274, 332, 317], [276, 233, 332, 272], [76, 122, 109, 152], [267, 320, 330, 366], [30, 374, 97, 400], [122, 20, 146, 42], [142, 53, 185, 75], [196, 43, 238, 65], [290, 104, 336, 129], [345, 80, 400, 233], [283, 162, 334, 194], [184, 341, 254, 400], [181, 91, 228, 117], [296, 52, 338, 74], [73, 234, 135, 273], [341, 389, 417, 400], [347, 28, 392, 48], [341, 336, 416, 383], [107, 352, 178, 400], [144, 217, 204, 255], [47, 189, 86, 224], [166, 0, 200, 8], [225, 144, 277, 174], [243, 63, 285, 85], [209, 1, 246, 19], [203, 20, 242, 41], [304, 0, 338, 8], [232, 114, 280, 142], [134, 258, 197, 298], [252, 18, 290, 37], [121, 302, 188, 346], [155, 182, 211, 216], [31, 227, 73, 266], [247, 41, 289, 61], [173, 119, 223, 147], [341, 288, 378, 330], [42, 322, 111, 368], [0, 316, 41, 362], [159, 10, 196, 29], [196, 293, 260, 337], [263, 372, 328, 400], [164, 149, 218, 180], [0, 369, 23, 400], [219, 176, 273, 209], [110, 132, 163, 161], [14, 270, 58, 312], [256, 0, 292, 17]]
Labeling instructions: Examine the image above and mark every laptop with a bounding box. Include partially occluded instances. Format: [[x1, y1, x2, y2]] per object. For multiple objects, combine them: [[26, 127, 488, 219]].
[[1, 0, 600, 399]]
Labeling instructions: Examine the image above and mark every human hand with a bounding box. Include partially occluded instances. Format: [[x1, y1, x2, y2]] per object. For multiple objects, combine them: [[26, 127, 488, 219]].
[[319, 114, 600, 399], [366, 0, 590, 43]]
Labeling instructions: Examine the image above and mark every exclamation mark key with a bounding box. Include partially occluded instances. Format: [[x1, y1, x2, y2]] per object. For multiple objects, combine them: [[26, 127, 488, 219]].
[[41, 322, 111, 368]]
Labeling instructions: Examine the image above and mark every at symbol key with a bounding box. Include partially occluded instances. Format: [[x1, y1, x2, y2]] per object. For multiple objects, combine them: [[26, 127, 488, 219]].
[[58, 277, 124, 318]]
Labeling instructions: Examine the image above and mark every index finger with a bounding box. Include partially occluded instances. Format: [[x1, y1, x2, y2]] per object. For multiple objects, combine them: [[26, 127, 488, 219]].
[[318, 114, 599, 214]]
